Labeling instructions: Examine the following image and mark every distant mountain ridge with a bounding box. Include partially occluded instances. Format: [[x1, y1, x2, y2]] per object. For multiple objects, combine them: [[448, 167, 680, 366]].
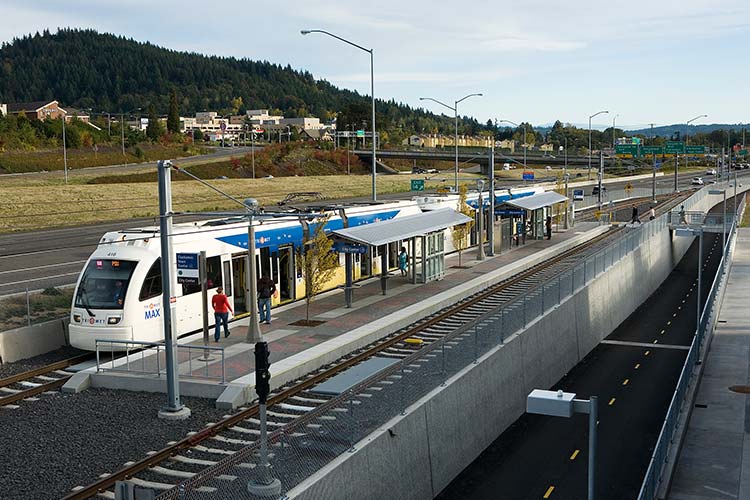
[[0, 28, 480, 137]]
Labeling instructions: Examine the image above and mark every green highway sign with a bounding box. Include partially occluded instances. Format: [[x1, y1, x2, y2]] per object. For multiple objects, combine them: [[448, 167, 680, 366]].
[[615, 144, 639, 156], [665, 142, 685, 154], [411, 179, 425, 191], [356, 129, 365, 138], [641, 146, 664, 155], [685, 145, 706, 155], [740, 149, 748, 156]]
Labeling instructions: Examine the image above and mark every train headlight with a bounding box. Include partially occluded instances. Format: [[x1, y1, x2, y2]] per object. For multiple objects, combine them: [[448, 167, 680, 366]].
[[73, 314, 82, 323], [107, 316, 122, 325]]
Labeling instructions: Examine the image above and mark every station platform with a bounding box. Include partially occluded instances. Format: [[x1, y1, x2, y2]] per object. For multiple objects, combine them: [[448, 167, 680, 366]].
[[66, 222, 608, 409], [669, 228, 750, 500]]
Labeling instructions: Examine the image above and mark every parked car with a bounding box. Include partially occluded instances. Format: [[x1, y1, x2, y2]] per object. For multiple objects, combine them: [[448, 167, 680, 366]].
[[545, 165, 552, 171], [425, 168, 439, 174], [412, 167, 427, 174], [705, 168, 717, 176], [691, 177, 704, 185]]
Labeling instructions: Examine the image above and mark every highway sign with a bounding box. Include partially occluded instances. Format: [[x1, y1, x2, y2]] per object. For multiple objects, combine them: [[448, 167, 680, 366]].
[[665, 142, 685, 154], [522, 171, 535, 180], [685, 145, 706, 155], [176, 252, 200, 285], [740, 149, 748, 156], [356, 130, 365, 138], [411, 179, 425, 191], [615, 144, 639, 156], [641, 146, 664, 155], [655, 160, 662, 168]]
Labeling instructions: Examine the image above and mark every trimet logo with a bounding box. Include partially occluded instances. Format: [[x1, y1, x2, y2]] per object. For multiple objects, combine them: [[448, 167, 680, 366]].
[[144, 303, 161, 320]]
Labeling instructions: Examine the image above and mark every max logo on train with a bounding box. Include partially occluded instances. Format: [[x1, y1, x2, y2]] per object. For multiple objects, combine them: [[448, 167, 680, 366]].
[[144, 303, 161, 320]]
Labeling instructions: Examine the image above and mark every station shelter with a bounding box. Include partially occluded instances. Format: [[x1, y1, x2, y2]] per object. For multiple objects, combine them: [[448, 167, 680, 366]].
[[495, 191, 568, 246], [331, 208, 472, 307]]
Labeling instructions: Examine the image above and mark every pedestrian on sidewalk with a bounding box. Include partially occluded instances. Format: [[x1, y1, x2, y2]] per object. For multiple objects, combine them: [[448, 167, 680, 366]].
[[257, 274, 276, 324], [631, 204, 642, 224], [679, 205, 687, 224], [649, 207, 655, 221], [211, 286, 233, 341], [398, 247, 409, 276], [545, 216, 552, 240]]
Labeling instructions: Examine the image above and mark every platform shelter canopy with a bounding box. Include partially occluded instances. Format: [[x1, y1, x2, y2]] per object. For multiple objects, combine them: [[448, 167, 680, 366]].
[[504, 191, 568, 211], [331, 208, 472, 247]]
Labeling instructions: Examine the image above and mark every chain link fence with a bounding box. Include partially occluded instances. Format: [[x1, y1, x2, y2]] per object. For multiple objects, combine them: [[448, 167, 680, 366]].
[[149, 191, 702, 500]]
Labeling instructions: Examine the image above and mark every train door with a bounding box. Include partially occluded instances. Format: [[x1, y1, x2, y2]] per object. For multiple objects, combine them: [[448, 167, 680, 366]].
[[278, 245, 295, 302], [231, 254, 247, 314]]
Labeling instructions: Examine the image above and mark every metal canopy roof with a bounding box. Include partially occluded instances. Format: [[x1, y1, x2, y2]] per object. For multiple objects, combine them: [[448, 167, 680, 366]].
[[504, 191, 568, 211], [332, 208, 472, 247]]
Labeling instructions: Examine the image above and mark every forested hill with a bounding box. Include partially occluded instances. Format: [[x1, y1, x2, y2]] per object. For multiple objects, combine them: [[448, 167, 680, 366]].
[[0, 29, 481, 136]]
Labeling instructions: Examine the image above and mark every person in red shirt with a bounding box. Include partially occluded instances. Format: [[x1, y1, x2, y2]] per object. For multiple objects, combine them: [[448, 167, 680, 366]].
[[211, 286, 233, 341]]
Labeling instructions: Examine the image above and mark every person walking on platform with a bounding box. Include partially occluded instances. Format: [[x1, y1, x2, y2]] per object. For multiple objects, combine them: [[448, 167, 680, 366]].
[[398, 247, 409, 276], [257, 274, 276, 324], [649, 207, 655, 221], [211, 286, 233, 341], [631, 204, 641, 224], [545, 216, 552, 240]]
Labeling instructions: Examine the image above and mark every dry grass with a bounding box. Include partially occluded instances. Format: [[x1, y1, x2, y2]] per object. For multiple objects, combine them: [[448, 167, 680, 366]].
[[0, 173, 480, 233], [0, 288, 73, 331]]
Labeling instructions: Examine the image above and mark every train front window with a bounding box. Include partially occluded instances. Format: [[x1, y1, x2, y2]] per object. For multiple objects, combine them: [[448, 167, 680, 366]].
[[75, 259, 137, 310]]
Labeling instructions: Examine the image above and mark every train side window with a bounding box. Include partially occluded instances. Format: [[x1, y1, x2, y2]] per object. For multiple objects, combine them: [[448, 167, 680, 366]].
[[206, 256, 222, 289], [223, 260, 232, 296], [139, 259, 162, 301]]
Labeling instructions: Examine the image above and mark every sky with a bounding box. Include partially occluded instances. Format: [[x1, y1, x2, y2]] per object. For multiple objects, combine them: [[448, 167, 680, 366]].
[[2, 0, 749, 129]]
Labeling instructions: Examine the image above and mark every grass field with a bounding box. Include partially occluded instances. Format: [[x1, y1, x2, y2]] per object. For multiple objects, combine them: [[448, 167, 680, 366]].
[[0, 288, 73, 331], [0, 172, 481, 233], [0, 143, 207, 174]]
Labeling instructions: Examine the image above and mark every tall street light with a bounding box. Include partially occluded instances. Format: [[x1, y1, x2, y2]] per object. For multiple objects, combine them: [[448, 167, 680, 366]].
[[588, 110, 609, 180], [301, 29, 377, 201], [120, 108, 141, 157], [420, 93, 482, 191], [611, 114, 619, 151], [684, 114, 708, 184], [497, 119, 526, 167]]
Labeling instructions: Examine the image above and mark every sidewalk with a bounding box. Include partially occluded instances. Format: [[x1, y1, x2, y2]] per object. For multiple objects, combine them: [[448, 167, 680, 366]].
[[669, 228, 750, 500], [80, 222, 606, 408]]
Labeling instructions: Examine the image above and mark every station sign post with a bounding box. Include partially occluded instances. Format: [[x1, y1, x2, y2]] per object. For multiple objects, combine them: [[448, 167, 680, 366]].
[[176, 253, 200, 285]]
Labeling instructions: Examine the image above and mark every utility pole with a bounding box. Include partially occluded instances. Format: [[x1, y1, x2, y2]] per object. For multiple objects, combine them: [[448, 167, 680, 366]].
[[156, 160, 190, 420], [476, 179, 485, 261], [597, 152, 604, 207], [62, 112, 68, 184], [487, 143, 495, 256]]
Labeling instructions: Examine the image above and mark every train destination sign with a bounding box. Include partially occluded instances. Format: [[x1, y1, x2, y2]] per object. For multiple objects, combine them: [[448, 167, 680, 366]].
[[176, 252, 200, 284]]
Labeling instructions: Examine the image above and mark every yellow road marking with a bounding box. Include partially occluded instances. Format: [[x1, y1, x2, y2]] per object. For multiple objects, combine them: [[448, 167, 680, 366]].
[[609, 398, 616, 406], [623, 379, 629, 385], [682, 300, 686, 304], [544, 486, 555, 498], [635, 363, 641, 369], [678, 306, 681, 310], [570, 449, 580, 460], [645, 350, 651, 356]]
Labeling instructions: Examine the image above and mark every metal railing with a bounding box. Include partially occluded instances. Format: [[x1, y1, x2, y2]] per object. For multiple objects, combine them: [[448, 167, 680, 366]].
[[637, 193, 746, 500], [159, 192, 696, 499], [95, 339, 226, 383]]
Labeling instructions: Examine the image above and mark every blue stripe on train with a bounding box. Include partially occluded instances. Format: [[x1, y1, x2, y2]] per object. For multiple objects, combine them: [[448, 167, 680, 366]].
[[215, 210, 401, 251]]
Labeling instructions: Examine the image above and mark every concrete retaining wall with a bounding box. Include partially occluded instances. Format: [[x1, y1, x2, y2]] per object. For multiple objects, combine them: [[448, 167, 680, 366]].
[[0, 319, 68, 364], [287, 192, 723, 500]]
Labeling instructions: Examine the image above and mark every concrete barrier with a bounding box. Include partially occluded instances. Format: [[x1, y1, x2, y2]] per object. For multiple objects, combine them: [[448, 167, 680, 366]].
[[287, 191, 723, 500], [0, 319, 68, 364]]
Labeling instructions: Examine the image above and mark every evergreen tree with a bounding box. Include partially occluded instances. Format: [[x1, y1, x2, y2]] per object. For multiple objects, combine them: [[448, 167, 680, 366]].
[[167, 89, 180, 133], [145, 104, 163, 141]]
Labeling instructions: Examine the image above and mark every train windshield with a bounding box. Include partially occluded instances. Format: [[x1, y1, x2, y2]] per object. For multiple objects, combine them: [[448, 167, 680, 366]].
[[74, 259, 138, 310]]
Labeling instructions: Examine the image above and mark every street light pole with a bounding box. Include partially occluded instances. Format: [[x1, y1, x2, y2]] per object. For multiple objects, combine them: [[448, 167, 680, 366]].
[[61, 111, 68, 184], [685, 114, 708, 182], [301, 29, 377, 201], [588, 110, 609, 180], [420, 93, 482, 191]]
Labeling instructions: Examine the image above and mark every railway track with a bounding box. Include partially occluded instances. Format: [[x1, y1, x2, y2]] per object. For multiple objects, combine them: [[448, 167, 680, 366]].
[[0, 353, 92, 408], [63, 191, 688, 500]]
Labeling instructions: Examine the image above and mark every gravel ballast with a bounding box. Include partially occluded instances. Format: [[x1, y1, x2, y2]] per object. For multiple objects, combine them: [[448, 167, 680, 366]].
[[0, 389, 228, 500], [0, 346, 87, 379]]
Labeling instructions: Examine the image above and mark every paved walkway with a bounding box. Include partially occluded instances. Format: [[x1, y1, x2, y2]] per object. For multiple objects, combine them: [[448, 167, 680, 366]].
[[178, 222, 602, 381], [669, 228, 750, 500]]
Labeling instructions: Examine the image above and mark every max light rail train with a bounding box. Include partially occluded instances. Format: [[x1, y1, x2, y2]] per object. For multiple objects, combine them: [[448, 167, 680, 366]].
[[69, 187, 542, 350]]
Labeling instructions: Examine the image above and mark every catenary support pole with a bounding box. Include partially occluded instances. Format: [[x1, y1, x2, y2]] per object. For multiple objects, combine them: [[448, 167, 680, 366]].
[[589, 396, 598, 500], [245, 213, 262, 343], [488, 146, 495, 256]]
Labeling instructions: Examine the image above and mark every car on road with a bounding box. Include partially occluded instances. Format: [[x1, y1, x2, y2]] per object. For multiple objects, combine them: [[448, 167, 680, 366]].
[[592, 186, 607, 196], [691, 177, 704, 185], [705, 168, 717, 176], [412, 167, 427, 174], [436, 185, 457, 194]]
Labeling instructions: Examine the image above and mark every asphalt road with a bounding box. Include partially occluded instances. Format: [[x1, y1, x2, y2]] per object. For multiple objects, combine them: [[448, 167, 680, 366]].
[[437, 201, 730, 499]]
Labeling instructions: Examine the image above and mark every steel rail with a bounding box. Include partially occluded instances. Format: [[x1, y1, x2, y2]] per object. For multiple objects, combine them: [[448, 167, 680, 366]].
[[0, 353, 92, 389]]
